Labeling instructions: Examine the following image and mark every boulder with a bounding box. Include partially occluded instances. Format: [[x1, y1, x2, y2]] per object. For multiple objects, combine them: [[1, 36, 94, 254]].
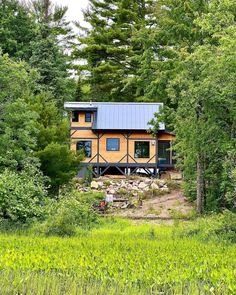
[[91, 181, 99, 189], [144, 178, 152, 184], [97, 181, 103, 188], [132, 186, 139, 191], [158, 180, 166, 188], [151, 183, 159, 190], [120, 180, 126, 186], [109, 189, 116, 195], [138, 182, 147, 189], [143, 186, 150, 191], [160, 187, 169, 193], [170, 172, 182, 180]]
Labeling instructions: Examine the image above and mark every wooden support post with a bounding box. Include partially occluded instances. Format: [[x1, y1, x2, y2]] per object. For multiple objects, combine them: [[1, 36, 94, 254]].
[[170, 140, 173, 166], [97, 132, 100, 178], [197, 154, 204, 214], [155, 133, 158, 177]]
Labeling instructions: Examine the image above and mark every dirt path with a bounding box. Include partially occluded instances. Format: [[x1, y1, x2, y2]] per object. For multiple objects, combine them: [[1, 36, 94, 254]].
[[113, 190, 194, 222]]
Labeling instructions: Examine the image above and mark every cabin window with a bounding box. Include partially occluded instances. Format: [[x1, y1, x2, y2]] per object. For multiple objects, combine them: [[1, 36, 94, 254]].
[[77, 141, 92, 158], [158, 140, 171, 164], [106, 138, 120, 151], [72, 111, 79, 122], [134, 141, 150, 158], [85, 112, 92, 122]]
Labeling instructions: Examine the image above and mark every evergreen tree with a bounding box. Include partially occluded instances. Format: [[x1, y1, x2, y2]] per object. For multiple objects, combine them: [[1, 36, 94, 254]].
[[28, 91, 82, 196], [0, 0, 37, 60], [75, 0, 155, 102], [131, 0, 209, 106], [29, 0, 76, 107], [0, 54, 39, 171], [151, 0, 236, 212]]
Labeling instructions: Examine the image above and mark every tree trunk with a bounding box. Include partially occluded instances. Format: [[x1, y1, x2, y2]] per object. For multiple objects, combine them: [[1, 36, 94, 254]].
[[197, 154, 204, 214], [43, 0, 50, 21]]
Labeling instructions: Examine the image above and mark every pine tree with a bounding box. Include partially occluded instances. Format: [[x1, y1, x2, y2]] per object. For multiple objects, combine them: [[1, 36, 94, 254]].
[[29, 0, 76, 107], [74, 0, 155, 102], [160, 0, 236, 212], [0, 0, 37, 60]]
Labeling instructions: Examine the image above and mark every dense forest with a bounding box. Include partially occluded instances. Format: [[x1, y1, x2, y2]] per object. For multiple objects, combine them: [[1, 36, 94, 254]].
[[0, 0, 236, 225]]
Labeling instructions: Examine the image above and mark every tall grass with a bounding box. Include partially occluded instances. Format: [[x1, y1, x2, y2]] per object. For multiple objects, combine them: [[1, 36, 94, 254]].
[[0, 215, 235, 294]]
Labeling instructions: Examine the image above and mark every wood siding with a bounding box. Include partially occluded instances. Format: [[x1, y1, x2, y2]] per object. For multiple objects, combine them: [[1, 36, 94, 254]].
[[71, 129, 175, 164], [71, 112, 94, 128]]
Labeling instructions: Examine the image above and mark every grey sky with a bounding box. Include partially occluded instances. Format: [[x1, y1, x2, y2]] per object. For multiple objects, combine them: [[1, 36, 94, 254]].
[[52, 0, 89, 25]]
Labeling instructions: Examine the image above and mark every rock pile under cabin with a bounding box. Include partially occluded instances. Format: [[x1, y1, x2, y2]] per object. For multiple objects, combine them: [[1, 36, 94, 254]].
[[75, 173, 194, 221]]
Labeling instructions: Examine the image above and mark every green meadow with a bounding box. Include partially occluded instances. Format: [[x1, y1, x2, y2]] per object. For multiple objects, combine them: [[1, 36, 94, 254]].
[[0, 217, 235, 295]]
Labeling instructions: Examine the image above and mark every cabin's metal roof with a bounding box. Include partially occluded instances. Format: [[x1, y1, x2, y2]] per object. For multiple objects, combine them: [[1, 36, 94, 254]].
[[64, 102, 165, 130]]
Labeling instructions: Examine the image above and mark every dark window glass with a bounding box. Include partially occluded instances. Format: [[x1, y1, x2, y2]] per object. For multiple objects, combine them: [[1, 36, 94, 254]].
[[158, 141, 170, 164], [76, 141, 92, 157], [72, 111, 79, 122], [134, 141, 150, 158], [85, 113, 92, 122], [106, 138, 120, 151]]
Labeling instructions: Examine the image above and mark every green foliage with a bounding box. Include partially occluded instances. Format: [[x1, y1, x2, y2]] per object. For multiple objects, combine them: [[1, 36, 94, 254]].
[[182, 211, 236, 243], [74, 191, 104, 207], [0, 166, 47, 223], [29, 37, 70, 107], [0, 98, 39, 171], [36, 143, 83, 196], [83, 166, 93, 187], [43, 199, 98, 236], [41, 191, 102, 236], [0, 54, 39, 171], [0, 217, 236, 293], [0, 53, 37, 104], [0, 1, 82, 214], [29, 0, 76, 106], [0, 0, 37, 60], [29, 92, 69, 150], [129, 0, 209, 106], [75, 0, 155, 102], [148, 0, 236, 212]]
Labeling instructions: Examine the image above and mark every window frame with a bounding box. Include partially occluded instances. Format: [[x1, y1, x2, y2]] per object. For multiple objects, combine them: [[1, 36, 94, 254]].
[[106, 138, 120, 152], [85, 112, 92, 123], [158, 140, 171, 165], [134, 141, 150, 158], [76, 140, 92, 158], [72, 111, 79, 122]]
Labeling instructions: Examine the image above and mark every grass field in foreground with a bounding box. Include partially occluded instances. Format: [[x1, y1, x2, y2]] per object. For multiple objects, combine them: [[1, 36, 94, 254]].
[[0, 220, 235, 295]]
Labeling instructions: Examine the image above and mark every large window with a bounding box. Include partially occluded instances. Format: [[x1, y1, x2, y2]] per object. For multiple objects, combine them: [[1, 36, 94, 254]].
[[158, 141, 170, 164], [72, 111, 79, 122], [76, 141, 92, 158], [85, 112, 92, 122], [135, 141, 150, 158], [106, 138, 120, 151]]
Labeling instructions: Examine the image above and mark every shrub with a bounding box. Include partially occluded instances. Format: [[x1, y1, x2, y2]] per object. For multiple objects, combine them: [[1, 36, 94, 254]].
[[36, 143, 83, 196], [83, 165, 93, 187], [42, 192, 103, 236], [182, 210, 236, 243], [0, 167, 47, 223]]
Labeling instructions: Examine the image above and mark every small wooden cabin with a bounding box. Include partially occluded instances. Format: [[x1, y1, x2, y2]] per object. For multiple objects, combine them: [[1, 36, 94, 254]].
[[64, 102, 175, 177]]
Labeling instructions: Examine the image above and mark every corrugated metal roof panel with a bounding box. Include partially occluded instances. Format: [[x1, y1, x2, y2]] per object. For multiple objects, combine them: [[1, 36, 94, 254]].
[[64, 102, 165, 130]]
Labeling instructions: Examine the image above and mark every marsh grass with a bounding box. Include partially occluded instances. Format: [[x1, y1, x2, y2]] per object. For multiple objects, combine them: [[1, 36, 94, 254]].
[[0, 215, 235, 294]]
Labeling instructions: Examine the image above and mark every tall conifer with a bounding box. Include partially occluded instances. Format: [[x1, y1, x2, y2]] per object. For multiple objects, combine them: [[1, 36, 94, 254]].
[[74, 0, 155, 102]]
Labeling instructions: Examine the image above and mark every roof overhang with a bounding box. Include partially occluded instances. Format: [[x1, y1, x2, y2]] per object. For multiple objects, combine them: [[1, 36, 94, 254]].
[[64, 102, 98, 111]]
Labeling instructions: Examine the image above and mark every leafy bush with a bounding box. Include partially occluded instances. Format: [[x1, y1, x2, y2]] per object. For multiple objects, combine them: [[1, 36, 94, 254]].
[[41, 192, 103, 236], [36, 143, 83, 196], [83, 165, 93, 187], [181, 210, 236, 243], [0, 167, 47, 223]]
